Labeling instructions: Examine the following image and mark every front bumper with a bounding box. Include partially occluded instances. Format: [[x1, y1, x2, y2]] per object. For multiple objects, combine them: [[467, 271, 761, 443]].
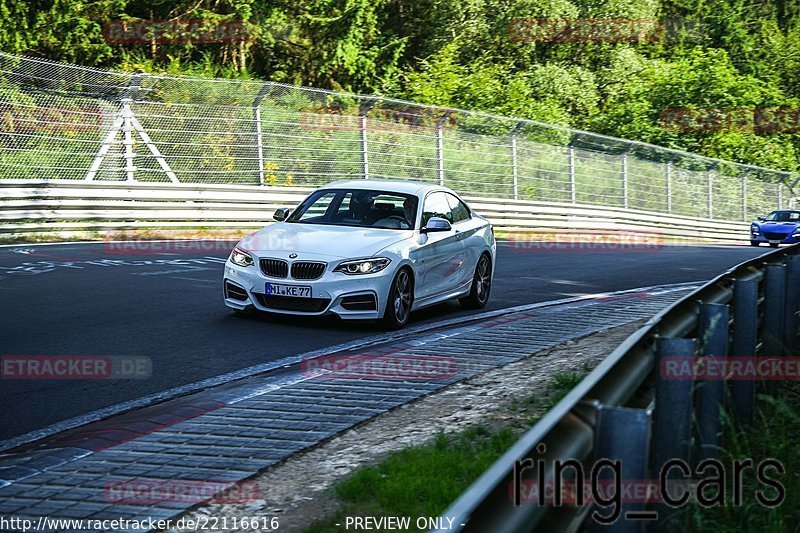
[[223, 259, 395, 319], [751, 233, 800, 245]]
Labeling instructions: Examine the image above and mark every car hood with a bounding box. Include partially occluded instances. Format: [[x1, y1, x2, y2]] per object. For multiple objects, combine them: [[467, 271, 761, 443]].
[[238, 223, 412, 259], [757, 221, 800, 232]]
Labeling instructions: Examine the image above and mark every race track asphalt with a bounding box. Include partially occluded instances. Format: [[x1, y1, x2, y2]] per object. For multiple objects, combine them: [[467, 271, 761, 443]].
[[0, 239, 769, 441]]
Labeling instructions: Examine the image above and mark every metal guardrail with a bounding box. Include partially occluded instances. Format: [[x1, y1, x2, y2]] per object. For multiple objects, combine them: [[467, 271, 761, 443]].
[[0, 180, 751, 241], [0, 52, 795, 222], [438, 244, 800, 532]]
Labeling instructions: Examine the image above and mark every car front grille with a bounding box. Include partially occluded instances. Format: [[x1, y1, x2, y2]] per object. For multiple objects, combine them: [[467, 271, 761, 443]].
[[260, 258, 288, 278], [763, 232, 790, 240], [291, 261, 326, 280], [254, 294, 330, 313]]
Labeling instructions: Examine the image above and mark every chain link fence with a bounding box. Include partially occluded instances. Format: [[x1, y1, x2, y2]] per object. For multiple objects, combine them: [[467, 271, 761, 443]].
[[0, 51, 795, 222]]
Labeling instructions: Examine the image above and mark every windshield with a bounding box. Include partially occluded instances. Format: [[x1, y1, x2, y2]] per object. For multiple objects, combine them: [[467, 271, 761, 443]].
[[765, 211, 800, 222], [287, 188, 418, 230]]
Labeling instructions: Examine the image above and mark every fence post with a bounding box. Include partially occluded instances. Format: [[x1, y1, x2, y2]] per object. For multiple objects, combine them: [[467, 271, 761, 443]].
[[706, 163, 718, 219], [436, 112, 450, 186], [665, 160, 672, 214], [360, 114, 369, 179], [510, 122, 524, 200], [621, 153, 629, 209], [252, 83, 272, 186], [568, 146, 576, 203], [778, 182, 783, 208], [695, 302, 729, 462], [121, 99, 135, 182], [730, 277, 758, 424], [741, 170, 750, 221], [358, 99, 377, 180]]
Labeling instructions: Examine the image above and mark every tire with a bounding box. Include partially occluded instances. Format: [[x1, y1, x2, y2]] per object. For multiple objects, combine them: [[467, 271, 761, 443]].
[[770, 242, 780, 248], [382, 268, 413, 329], [460, 254, 492, 309], [750, 241, 760, 247]]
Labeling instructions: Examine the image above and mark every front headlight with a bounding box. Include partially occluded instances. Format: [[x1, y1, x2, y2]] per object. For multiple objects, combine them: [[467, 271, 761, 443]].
[[230, 248, 254, 267], [751, 225, 760, 235], [334, 257, 391, 275]]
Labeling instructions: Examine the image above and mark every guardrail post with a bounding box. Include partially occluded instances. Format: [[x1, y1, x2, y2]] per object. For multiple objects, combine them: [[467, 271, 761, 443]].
[[695, 303, 729, 462], [621, 153, 629, 209], [590, 406, 650, 533], [761, 263, 786, 358], [653, 337, 694, 532], [653, 338, 695, 466], [436, 112, 450, 186], [730, 278, 758, 424], [783, 255, 800, 356]]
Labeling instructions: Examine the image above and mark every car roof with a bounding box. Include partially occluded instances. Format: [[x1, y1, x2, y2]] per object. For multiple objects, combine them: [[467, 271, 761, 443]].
[[319, 179, 450, 197]]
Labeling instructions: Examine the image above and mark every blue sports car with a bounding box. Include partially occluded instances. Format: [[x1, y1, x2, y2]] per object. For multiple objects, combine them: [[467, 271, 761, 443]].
[[750, 210, 800, 247]]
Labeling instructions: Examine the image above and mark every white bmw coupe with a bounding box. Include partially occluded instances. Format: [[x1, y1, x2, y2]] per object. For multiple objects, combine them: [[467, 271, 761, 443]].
[[223, 179, 496, 328]]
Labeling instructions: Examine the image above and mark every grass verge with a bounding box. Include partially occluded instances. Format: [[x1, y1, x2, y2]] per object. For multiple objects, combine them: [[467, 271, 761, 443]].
[[689, 382, 800, 532], [304, 367, 590, 532]]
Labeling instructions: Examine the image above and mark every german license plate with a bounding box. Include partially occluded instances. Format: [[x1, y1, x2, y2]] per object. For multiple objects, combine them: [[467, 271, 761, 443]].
[[769, 240, 781, 244], [266, 283, 312, 298]]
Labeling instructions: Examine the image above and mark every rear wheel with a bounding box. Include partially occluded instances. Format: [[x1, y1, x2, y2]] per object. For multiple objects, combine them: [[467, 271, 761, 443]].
[[382, 268, 413, 329], [460, 254, 492, 309]]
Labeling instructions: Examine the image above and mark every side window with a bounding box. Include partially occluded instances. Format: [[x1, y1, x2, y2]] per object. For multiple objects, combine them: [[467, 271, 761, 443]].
[[446, 194, 471, 223], [421, 192, 453, 226]]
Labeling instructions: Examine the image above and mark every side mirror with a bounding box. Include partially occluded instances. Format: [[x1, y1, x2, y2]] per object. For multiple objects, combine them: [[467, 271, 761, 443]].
[[273, 207, 292, 221], [757, 216, 766, 222], [421, 217, 452, 233]]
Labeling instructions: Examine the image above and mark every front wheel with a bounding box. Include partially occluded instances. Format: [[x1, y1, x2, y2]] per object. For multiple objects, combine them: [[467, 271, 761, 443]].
[[750, 241, 760, 247], [460, 254, 492, 309], [770, 242, 780, 248], [382, 268, 413, 329]]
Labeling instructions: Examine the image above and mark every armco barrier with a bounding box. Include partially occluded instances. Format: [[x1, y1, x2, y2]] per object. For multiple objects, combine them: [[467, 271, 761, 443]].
[[0, 180, 749, 242], [437, 243, 800, 532]]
